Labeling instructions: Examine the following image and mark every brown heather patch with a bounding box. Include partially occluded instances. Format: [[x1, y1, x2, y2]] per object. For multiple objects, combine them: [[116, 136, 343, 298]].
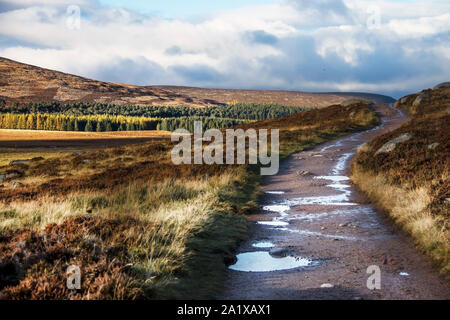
[[0, 216, 149, 300]]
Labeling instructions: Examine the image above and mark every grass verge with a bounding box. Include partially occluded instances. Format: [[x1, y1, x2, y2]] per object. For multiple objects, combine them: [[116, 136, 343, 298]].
[[352, 85, 449, 278]]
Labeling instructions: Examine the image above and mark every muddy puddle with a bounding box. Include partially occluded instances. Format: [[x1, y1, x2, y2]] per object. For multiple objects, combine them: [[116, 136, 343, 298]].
[[257, 220, 289, 227], [400, 272, 410, 277], [229, 251, 313, 272], [252, 241, 275, 248], [265, 191, 286, 195]]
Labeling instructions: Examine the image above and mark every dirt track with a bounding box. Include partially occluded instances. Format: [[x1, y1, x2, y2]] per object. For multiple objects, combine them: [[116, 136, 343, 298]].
[[220, 103, 450, 300]]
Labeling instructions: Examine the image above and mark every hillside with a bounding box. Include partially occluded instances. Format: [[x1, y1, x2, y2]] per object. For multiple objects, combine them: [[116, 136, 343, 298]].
[[352, 83, 450, 276], [0, 57, 394, 108]]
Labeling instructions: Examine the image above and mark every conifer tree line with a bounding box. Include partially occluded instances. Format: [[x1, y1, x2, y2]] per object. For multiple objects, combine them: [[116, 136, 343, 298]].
[[0, 113, 248, 132], [1, 101, 307, 120], [0, 100, 307, 132]]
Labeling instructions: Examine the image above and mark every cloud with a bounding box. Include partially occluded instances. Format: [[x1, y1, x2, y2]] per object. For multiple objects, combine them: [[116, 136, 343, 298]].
[[247, 30, 278, 45], [0, 0, 449, 98], [170, 64, 224, 83]]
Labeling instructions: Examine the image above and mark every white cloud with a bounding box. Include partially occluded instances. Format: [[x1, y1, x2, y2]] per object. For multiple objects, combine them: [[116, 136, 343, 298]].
[[0, 0, 449, 97]]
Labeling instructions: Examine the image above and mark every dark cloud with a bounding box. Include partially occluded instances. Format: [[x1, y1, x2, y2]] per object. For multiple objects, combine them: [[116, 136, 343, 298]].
[[247, 30, 278, 45], [170, 64, 223, 83], [91, 56, 168, 86], [165, 46, 182, 55], [289, 0, 350, 16]]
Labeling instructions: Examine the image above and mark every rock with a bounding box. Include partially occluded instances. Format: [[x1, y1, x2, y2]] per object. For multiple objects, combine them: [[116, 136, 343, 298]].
[[433, 82, 450, 90], [82, 159, 91, 164], [10, 182, 24, 189], [269, 247, 288, 258], [320, 283, 334, 288], [412, 93, 428, 107], [427, 142, 440, 150], [0, 171, 21, 183], [375, 133, 412, 155], [320, 226, 326, 230], [399, 96, 408, 104], [9, 159, 31, 166]]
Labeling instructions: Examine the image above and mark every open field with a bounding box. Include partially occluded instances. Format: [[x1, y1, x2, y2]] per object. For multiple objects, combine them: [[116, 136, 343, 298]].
[[0, 101, 379, 299], [352, 85, 450, 276], [0, 129, 171, 166]]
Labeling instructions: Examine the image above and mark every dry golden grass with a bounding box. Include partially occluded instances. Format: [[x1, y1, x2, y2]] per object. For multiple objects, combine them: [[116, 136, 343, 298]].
[[0, 129, 171, 141], [0, 129, 171, 166], [0, 168, 253, 299], [352, 163, 449, 277]]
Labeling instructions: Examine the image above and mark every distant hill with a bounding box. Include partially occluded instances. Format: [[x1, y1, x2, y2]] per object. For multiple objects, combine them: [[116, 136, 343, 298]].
[[0, 57, 394, 107]]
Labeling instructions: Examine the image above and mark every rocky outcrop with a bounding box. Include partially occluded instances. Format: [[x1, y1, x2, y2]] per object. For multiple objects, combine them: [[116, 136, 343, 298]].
[[413, 93, 428, 107], [428, 142, 440, 150], [375, 133, 412, 155]]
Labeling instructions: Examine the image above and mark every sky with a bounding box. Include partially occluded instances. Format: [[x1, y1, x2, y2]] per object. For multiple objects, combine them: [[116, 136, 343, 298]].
[[0, 0, 449, 98]]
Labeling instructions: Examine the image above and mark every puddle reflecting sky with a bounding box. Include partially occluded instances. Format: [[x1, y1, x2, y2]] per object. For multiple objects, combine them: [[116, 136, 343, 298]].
[[262, 204, 291, 215], [252, 241, 275, 248], [257, 220, 289, 227], [265, 191, 286, 195], [229, 251, 312, 272]]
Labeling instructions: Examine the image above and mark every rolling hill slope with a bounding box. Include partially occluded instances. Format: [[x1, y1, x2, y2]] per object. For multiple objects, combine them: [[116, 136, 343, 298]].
[[0, 57, 394, 108]]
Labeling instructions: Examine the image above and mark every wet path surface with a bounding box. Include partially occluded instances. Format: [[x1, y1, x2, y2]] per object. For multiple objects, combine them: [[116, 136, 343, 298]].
[[220, 104, 450, 300]]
